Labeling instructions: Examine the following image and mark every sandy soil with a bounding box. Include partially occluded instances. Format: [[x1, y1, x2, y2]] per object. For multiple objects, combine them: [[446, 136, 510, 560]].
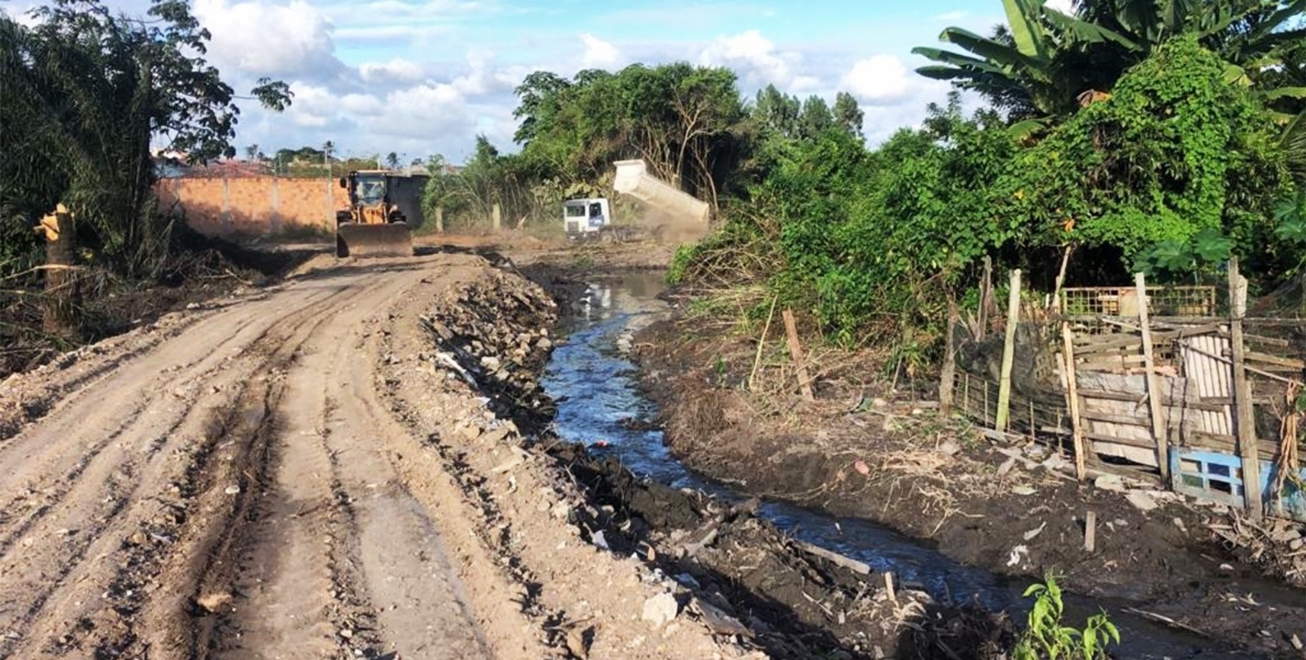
[[0, 248, 753, 659]]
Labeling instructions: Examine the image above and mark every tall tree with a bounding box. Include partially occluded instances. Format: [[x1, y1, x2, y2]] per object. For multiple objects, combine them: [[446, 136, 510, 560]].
[[797, 95, 835, 140], [833, 92, 865, 138], [755, 84, 801, 137], [1, 0, 292, 279]]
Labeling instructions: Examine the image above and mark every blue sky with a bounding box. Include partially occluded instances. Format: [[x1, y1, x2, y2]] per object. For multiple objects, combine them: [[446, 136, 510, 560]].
[[6, 0, 1054, 162]]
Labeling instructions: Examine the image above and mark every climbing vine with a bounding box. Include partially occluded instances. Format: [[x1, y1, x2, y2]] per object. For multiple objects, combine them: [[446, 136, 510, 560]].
[[995, 37, 1287, 275]]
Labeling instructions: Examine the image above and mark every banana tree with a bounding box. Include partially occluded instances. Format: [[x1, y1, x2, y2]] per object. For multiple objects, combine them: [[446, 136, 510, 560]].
[[914, 0, 1306, 126], [912, 0, 1072, 120]]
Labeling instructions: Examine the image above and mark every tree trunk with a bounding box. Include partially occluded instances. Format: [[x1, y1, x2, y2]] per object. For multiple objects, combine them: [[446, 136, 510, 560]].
[[40, 206, 80, 342]]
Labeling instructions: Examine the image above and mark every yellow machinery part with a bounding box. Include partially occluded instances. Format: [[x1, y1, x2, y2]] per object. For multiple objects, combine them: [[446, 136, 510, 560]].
[[336, 223, 413, 258]]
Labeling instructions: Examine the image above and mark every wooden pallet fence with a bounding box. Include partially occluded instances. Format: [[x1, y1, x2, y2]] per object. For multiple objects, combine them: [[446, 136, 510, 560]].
[[950, 268, 1305, 519]]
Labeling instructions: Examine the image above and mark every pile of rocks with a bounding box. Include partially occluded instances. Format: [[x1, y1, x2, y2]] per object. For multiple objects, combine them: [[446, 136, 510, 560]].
[[420, 270, 559, 435]]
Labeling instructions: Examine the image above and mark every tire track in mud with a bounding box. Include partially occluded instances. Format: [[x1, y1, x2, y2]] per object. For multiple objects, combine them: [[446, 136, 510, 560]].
[[0, 283, 348, 540], [0, 275, 381, 659], [210, 266, 498, 659]]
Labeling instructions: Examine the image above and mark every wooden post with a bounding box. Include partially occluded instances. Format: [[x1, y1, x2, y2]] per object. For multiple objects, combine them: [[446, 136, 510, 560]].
[[1084, 511, 1097, 553], [1061, 323, 1087, 481], [491, 202, 502, 231], [1135, 273, 1170, 484], [782, 309, 815, 402], [1228, 258, 1263, 521], [435, 206, 445, 233], [978, 256, 993, 334], [996, 269, 1022, 431], [940, 301, 958, 415], [984, 380, 990, 425]]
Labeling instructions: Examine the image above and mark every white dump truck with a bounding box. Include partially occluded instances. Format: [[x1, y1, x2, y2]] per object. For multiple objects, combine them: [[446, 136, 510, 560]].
[[562, 160, 711, 241]]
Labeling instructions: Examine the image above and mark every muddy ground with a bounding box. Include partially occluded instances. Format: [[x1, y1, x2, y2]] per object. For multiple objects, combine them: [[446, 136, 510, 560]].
[[0, 243, 776, 659], [4, 231, 1302, 659], [629, 293, 1306, 659], [0, 233, 1014, 660]]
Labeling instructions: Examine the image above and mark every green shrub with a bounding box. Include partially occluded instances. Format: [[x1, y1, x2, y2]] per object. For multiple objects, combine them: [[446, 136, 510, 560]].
[[1014, 575, 1120, 660]]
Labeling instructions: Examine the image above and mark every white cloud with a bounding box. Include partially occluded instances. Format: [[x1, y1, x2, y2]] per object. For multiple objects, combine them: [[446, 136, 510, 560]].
[[1045, 0, 1075, 14], [2, 3, 43, 27], [360, 59, 426, 84], [934, 10, 968, 21], [450, 49, 527, 96], [281, 83, 337, 128], [841, 55, 914, 106], [580, 33, 621, 69], [698, 30, 818, 92], [193, 0, 343, 79]]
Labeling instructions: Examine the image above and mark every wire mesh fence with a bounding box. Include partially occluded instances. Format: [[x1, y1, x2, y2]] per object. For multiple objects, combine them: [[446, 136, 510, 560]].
[[1060, 285, 1220, 319]]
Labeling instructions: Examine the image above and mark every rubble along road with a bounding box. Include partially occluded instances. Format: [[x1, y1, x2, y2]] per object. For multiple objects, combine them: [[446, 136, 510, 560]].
[[0, 251, 750, 660]]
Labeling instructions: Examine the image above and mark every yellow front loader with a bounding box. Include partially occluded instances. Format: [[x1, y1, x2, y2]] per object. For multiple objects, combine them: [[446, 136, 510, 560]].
[[335, 170, 415, 258]]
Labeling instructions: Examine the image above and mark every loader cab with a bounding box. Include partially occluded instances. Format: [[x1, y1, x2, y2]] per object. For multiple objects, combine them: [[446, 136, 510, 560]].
[[563, 197, 611, 238], [339, 171, 406, 225], [340, 171, 388, 207]]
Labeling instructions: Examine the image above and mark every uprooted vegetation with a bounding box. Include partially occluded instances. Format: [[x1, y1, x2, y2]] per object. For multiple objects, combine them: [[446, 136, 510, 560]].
[[0, 225, 315, 379]]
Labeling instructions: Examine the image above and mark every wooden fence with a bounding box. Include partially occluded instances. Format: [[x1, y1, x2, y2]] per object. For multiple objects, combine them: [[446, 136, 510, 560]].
[[945, 259, 1306, 522]]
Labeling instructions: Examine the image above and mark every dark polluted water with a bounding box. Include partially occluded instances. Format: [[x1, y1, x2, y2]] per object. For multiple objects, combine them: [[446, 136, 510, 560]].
[[539, 272, 1250, 660]]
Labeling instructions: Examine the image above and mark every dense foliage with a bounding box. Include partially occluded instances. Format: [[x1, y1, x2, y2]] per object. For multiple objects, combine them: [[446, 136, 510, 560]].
[[1, 0, 290, 280], [420, 3, 1303, 351]]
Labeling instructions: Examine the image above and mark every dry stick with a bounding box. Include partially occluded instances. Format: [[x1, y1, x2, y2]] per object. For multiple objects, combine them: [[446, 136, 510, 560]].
[[782, 309, 815, 402], [1084, 510, 1097, 553], [749, 295, 779, 393], [1061, 322, 1088, 481], [793, 539, 871, 575], [884, 572, 898, 606], [1136, 273, 1171, 485], [1050, 244, 1074, 312], [1228, 258, 1264, 522], [1272, 383, 1301, 517], [996, 269, 1022, 432]]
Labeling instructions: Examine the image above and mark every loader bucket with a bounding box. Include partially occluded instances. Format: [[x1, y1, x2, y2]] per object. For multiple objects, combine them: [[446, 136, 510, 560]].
[[336, 223, 414, 258]]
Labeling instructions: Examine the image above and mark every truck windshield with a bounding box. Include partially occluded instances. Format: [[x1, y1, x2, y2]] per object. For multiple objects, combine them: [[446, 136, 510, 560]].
[[565, 204, 586, 218]]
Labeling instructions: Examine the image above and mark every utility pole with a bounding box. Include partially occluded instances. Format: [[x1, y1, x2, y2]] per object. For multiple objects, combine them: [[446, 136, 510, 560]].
[[324, 141, 333, 232]]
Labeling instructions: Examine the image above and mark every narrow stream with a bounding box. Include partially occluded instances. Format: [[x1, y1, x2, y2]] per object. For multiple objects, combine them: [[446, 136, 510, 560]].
[[540, 273, 1252, 660]]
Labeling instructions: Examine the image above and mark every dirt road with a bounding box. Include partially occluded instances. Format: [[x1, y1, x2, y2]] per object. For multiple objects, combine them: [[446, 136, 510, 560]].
[[0, 252, 749, 659]]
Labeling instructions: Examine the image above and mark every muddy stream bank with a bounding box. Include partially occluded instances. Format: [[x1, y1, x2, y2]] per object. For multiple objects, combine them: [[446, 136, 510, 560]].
[[532, 270, 1266, 659]]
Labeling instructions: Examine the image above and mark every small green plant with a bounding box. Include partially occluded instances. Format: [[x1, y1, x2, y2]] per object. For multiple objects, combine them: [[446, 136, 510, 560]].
[[1013, 575, 1120, 660], [713, 355, 727, 387]]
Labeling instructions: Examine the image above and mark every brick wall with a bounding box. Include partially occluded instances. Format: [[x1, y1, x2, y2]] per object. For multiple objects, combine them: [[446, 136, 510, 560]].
[[156, 177, 348, 238]]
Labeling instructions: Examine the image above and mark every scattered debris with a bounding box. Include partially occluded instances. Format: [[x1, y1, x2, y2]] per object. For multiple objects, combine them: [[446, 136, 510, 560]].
[[1094, 474, 1127, 493], [641, 593, 679, 628], [1125, 490, 1159, 512], [1210, 514, 1306, 588]]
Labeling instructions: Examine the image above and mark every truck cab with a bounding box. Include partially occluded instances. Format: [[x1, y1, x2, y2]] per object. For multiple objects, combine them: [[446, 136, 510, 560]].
[[563, 197, 611, 238]]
